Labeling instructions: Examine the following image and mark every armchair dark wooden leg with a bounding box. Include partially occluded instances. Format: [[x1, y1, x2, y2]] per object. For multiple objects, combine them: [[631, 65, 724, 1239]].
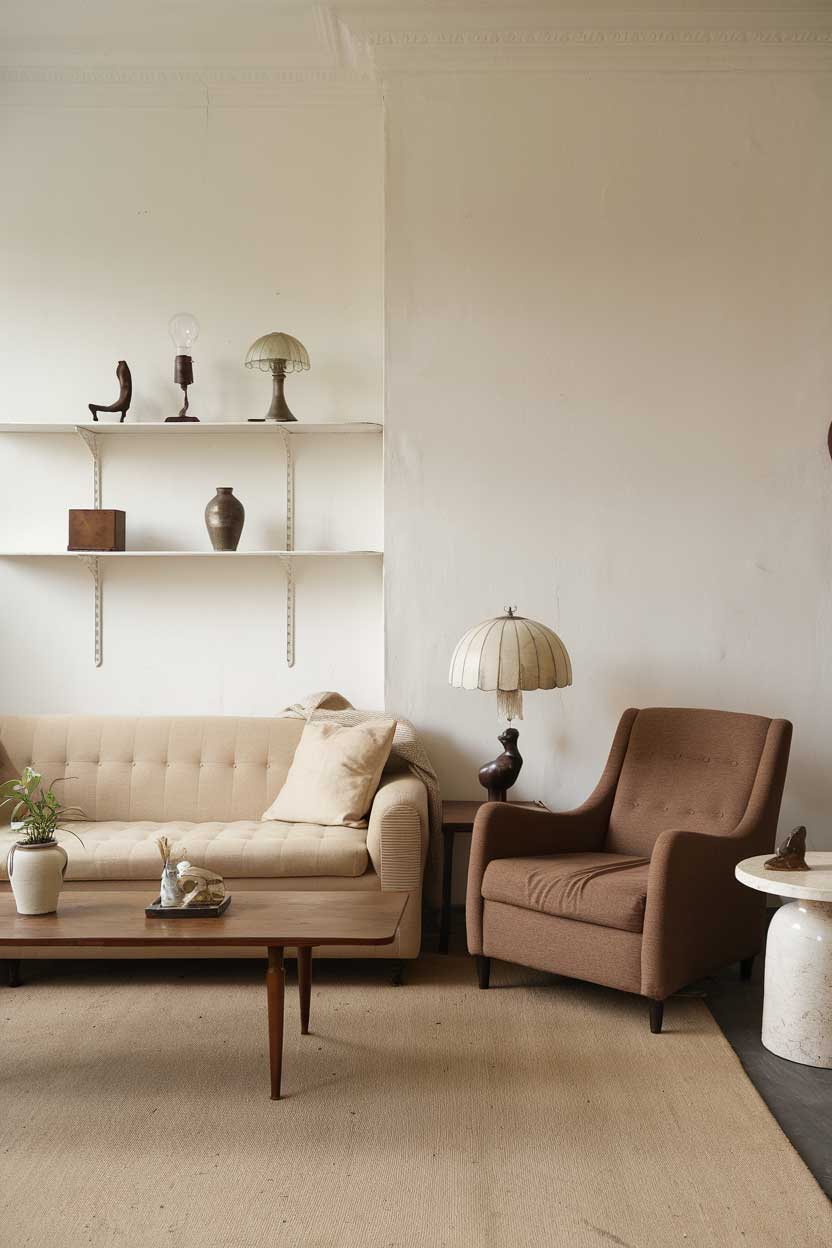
[[476, 955, 491, 990], [6, 959, 21, 988], [649, 999, 664, 1034], [739, 955, 755, 982], [390, 959, 405, 987]]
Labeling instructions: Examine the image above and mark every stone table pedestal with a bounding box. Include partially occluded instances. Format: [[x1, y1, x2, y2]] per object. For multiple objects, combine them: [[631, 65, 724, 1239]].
[[736, 853, 832, 1069]]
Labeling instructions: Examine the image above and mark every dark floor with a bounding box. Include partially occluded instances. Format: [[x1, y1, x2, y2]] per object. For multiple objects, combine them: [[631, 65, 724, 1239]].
[[705, 949, 832, 1199], [440, 909, 832, 1201]]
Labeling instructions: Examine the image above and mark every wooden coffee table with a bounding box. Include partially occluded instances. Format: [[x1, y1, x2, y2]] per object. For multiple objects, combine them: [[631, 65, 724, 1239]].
[[0, 890, 408, 1100]]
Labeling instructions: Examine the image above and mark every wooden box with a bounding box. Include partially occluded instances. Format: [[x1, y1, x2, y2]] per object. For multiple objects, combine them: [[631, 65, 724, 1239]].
[[68, 509, 126, 552]]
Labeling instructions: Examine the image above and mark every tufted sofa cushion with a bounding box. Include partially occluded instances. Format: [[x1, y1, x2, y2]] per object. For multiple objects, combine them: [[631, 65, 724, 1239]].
[[0, 820, 369, 882], [0, 715, 305, 824]]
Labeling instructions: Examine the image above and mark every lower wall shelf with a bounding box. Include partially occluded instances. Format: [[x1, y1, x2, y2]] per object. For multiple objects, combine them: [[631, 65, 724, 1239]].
[[0, 550, 383, 668]]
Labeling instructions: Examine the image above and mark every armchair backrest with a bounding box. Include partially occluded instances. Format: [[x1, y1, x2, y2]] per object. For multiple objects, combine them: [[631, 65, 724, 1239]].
[[606, 707, 788, 857]]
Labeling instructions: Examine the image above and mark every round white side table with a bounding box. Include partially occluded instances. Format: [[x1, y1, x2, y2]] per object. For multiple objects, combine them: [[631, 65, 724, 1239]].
[[735, 853, 832, 1069]]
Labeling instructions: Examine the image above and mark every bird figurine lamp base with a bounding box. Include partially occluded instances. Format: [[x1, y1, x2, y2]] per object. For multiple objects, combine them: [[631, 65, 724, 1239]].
[[478, 727, 523, 802]]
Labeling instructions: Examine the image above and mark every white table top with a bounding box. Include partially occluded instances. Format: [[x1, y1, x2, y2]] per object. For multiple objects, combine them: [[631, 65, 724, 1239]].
[[736, 853, 832, 902]]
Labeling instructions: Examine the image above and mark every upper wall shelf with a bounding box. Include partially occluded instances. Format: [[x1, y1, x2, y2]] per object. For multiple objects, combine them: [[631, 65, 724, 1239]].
[[0, 421, 382, 435]]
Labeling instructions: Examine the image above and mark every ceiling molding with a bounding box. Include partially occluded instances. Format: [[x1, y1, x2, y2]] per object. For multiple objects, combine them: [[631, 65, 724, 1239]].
[[1, 6, 830, 105], [363, 23, 832, 73]]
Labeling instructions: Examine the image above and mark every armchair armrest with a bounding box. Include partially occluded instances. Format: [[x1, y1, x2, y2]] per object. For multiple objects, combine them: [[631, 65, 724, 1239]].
[[642, 827, 764, 1000], [367, 773, 429, 893], [466, 802, 608, 955]]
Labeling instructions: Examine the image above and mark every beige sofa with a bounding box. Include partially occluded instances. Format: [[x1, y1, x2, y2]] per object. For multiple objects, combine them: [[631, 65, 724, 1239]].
[[0, 715, 428, 960]]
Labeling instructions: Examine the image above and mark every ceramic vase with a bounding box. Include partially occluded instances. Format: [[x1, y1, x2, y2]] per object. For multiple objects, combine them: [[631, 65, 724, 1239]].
[[7, 840, 68, 915], [204, 487, 245, 552]]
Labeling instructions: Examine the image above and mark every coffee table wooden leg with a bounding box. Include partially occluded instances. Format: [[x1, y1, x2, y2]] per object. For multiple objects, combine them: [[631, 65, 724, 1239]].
[[266, 946, 285, 1100], [298, 945, 312, 1035]]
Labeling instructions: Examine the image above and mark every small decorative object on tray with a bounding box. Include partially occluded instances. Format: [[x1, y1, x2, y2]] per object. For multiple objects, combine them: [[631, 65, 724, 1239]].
[[148, 837, 230, 917], [89, 360, 132, 423], [764, 825, 810, 872], [157, 835, 184, 906]]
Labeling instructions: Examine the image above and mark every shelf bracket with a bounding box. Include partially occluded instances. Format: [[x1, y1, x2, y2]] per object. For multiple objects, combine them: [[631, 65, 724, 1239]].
[[75, 427, 101, 509], [75, 554, 102, 667], [277, 429, 295, 667]]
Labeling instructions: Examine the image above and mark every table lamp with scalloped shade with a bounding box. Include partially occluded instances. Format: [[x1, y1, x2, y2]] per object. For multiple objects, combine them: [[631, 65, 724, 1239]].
[[245, 332, 310, 422], [449, 607, 572, 800]]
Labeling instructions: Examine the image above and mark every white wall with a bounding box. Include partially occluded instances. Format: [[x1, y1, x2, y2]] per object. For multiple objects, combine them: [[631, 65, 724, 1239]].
[[384, 69, 832, 864], [0, 94, 384, 711]]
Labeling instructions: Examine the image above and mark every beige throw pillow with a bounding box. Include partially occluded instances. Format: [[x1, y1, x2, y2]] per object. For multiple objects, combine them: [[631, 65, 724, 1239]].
[[262, 718, 397, 828]]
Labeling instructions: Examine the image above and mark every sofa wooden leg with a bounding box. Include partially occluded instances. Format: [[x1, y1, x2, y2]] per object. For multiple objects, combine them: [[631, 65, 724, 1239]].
[[6, 959, 21, 989], [740, 955, 755, 982], [476, 956, 491, 990], [390, 959, 405, 987], [649, 999, 664, 1034]]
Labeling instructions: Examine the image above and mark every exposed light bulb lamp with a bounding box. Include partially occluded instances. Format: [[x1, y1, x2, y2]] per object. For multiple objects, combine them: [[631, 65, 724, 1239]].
[[166, 312, 200, 423], [449, 607, 572, 801], [245, 332, 310, 423]]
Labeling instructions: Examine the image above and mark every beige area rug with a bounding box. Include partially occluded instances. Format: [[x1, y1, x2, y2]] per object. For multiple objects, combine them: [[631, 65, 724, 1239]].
[[1, 956, 829, 1248]]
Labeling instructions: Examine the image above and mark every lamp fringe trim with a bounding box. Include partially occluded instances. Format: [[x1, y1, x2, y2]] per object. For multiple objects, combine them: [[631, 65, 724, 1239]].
[[497, 690, 523, 722]]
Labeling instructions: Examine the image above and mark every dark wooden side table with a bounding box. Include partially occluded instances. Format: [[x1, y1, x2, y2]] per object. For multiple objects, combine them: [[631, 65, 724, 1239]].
[[440, 799, 546, 954]]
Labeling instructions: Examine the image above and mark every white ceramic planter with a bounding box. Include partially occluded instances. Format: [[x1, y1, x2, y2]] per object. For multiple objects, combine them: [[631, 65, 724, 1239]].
[[7, 840, 68, 915]]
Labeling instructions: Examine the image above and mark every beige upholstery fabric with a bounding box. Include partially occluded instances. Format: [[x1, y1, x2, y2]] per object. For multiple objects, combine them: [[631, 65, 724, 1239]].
[[263, 718, 396, 827], [0, 715, 304, 824], [482, 852, 650, 934], [0, 820, 368, 882]]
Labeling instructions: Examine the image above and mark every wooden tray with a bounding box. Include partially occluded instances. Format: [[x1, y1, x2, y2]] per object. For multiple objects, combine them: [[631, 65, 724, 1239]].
[[145, 895, 231, 918]]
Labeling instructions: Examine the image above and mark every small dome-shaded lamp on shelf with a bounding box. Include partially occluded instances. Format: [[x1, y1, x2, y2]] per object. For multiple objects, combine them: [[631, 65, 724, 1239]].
[[449, 607, 572, 801], [245, 332, 310, 422]]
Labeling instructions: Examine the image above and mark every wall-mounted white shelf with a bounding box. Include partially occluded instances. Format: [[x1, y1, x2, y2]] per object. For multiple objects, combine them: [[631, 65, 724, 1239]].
[[0, 551, 382, 559], [0, 421, 381, 436], [0, 421, 383, 668]]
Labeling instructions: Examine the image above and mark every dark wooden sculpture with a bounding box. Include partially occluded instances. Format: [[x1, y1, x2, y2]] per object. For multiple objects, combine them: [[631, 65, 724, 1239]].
[[478, 727, 523, 802], [88, 360, 132, 422], [764, 825, 810, 871]]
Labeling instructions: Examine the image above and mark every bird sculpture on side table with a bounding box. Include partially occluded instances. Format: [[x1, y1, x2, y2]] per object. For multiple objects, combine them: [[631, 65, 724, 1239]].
[[764, 826, 810, 871]]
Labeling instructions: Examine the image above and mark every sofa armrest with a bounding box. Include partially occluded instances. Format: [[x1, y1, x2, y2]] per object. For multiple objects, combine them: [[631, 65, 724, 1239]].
[[641, 828, 764, 1000], [466, 802, 608, 955], [367, 773, 429, 893]]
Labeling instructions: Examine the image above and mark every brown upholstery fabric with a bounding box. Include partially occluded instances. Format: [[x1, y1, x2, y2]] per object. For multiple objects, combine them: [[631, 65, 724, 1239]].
[[607, 708, 771, 857], [482, 900, 643, 994], [641, 716, 792, 999], [467, 707, 792, 1005], [482, 853, 650, 934]]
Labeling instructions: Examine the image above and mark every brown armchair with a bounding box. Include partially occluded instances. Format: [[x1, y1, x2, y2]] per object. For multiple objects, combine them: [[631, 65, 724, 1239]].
[[466, 707, 792, 1032]]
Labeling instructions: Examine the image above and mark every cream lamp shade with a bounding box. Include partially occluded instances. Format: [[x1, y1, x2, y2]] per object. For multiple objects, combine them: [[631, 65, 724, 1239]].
[[244, 332, 310, 374], [244, 332, 310, 423], [449, 607, 572, 723]]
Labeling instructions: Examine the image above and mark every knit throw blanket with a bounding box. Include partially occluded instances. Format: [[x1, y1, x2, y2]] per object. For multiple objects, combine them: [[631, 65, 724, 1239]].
[[279, 692, 443, 905]]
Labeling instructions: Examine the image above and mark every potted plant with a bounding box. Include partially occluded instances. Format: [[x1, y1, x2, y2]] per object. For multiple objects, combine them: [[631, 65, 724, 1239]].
[[0, 768, 84, 915]]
